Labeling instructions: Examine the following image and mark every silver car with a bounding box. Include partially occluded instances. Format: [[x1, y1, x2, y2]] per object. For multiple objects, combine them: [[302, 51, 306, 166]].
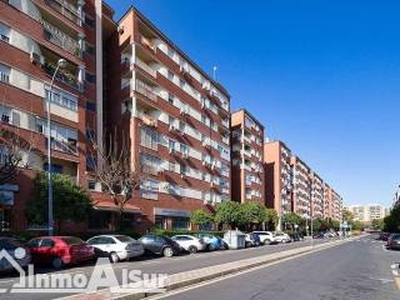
[[87, 235, 144, 263]]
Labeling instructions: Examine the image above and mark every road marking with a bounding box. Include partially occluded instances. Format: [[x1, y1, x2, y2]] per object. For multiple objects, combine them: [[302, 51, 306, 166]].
[[369, 277, 394, 284]]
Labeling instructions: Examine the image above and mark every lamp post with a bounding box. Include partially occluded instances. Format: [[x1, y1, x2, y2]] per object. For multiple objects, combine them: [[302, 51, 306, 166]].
[[47, 58, 67, 236]]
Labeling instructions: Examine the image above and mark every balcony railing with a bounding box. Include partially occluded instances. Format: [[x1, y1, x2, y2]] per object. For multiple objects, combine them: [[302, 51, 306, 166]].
[[47, 138, 78, 155], [135, 59, 156, 77], [43, 62, 80, 90], [135, 80, 157, 102], [43, 20, 81, 57], [139, 35, 156, 53], [44, 0, 82, 26]]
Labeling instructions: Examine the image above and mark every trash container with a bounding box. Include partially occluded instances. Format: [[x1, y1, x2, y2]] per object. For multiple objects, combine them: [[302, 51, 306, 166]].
[[223, 230, 246, 250]]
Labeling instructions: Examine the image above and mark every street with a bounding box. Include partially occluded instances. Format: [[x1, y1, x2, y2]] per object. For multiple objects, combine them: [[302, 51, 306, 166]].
[[153, 235, 400, 300], [0, 238, 332, 300]]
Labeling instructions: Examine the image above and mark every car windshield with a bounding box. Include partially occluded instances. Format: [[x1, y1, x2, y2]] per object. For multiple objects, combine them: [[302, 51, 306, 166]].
[[115, 235, 135, 243]]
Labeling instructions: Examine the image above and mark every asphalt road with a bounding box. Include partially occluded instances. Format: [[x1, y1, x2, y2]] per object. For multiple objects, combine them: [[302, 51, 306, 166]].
[[154, 235, 400, 300], [0, 238, 332, 300]]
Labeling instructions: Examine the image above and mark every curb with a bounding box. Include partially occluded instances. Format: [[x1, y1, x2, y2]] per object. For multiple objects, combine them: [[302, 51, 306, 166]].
[[60, 238, 358, 300]]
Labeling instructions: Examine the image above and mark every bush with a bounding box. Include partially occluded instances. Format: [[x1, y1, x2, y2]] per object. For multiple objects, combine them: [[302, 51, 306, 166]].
[[150, 229, 226, 238]]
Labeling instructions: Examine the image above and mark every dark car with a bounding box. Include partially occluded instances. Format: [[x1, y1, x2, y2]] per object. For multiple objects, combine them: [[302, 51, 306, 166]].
[[378, 232, 391, 241], [290, 233, 302, 242], [386, 234, 400, 250], [0, 237, 31, 273], [139, 235, 182, 257], [27, 236, 95, 269]]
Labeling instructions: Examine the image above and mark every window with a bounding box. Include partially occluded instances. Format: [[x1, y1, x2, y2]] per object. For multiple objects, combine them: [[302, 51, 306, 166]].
[[85, 43, 95, 56], [172, 217, 189, 230], [86, 156, 96, 171], [169, 161, 176, 172], [140, 127, 158, 150], [86, 101, 96, 112], [168, 93, 174, 105], [84, 15, 95, 28], [201, 115, 206, 124], [43, 163, 63, 174], [180, 143, 188, 155], [45, 86, 78, 111], [0, 22, 10, 43], [140, 179, 159, 200], [169, 140, 176, 153], [0, 64, 10, 83], [179, 78, 185, 89], [168, 70, 174, 81], [85, 72, 95, 83], [180, 164, 187, 175], [86, 128, 95, 140], [87, 180, 96, 190], [167, 47, 175, 58]]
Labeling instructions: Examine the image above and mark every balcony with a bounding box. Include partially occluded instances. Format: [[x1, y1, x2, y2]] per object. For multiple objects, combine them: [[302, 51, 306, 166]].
[[46, 137, 78, 155], [241, 149, 252, 158], [241, 163, 251, 171], [135, 80, 158, 102], [43, 61, 81, 90], [137, 111, 157, 128], [44, 0, 82, 26], [221, 118, 229, 128], [222, 135, 229, 145], [138, 34, 156, 53], [43, 20, 81, 57], [135, 58, 156, 78]]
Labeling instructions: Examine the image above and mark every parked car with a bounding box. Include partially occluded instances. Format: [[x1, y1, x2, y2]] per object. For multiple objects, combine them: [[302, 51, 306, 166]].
[[139, 235, 182, 257], [0, 237, 31, 273], [86, 235, 144, 263], [274, 232, 291, 243], [195, 233, 224, 251], [244, 233, 261, 247], [386, 234, 400, 250], [27, 236, 95, 269], [378, 232, 391, 241], [171, 235, 207, 253], [313, 232, 325, 239], [252, 231, 277, 245], [290, 233, 302, 242]]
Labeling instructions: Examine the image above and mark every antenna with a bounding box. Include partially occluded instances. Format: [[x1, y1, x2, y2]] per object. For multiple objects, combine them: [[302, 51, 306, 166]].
[[213, 66, 217, 80]]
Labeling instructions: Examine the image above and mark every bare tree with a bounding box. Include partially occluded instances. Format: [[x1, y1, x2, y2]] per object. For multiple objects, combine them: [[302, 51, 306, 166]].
[[0, 127, 37, 185], [90, 129, 147, 228]]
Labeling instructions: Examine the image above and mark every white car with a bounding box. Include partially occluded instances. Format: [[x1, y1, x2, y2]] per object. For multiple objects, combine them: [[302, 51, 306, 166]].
[[252, 231, 277, 245], [86, 235, 144, 263], [274, 232, 291, 243], [171, 235, 207, 253]]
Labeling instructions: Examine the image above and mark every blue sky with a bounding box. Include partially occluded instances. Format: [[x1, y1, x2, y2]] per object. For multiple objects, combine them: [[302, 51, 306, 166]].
[[108, 0, 400, 207]]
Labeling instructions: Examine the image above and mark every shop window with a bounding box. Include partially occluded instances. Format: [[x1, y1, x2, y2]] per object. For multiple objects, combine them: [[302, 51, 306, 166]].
[[171, 217, 189, 230]]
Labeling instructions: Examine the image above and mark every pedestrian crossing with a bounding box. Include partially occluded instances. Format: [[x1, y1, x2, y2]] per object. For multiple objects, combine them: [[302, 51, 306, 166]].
[[352, 239, 382, 244]]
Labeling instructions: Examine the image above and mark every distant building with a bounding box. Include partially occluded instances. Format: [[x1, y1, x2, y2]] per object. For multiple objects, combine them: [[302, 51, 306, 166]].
[[347, 204, 388, 223]]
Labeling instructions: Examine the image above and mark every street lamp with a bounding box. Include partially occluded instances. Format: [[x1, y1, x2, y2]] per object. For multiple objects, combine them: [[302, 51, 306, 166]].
[[47, 58, 67, 236]]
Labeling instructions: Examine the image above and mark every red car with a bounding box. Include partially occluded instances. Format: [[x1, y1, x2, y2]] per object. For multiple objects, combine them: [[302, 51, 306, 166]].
[[27, 236, 95, 269]]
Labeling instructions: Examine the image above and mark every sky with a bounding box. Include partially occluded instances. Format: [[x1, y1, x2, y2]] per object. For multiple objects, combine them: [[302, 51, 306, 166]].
[[107, 0, 400, 207]]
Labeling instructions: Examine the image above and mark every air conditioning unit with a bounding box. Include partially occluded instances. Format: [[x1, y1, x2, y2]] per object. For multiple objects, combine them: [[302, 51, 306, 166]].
[[180, 173, 186, 179], [30, 52, 44, 66], [210, 182, 215, 188], [211, 161, 216, 170], [202, 160, 209, 166], [202, 140, 209, 147], [169, 124, 176, 132], [182, 152, 189, 159], [168, 148, 175, 154], [179, 106, 189, 115]]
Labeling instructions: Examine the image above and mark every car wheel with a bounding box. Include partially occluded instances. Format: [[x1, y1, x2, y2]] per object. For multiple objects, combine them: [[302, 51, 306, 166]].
[[208, 244, 216, 251], [163, 247, 174, 257], [52, 257, 63, 270], [264, 239, 271, 245], [109, 252, 119, 263], [188, 246, 198, 254], [245, 241, 252, 248]]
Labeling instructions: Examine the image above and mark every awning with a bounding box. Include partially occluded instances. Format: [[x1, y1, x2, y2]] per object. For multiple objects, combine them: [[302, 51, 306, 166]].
[[93, 201, 142, 214]]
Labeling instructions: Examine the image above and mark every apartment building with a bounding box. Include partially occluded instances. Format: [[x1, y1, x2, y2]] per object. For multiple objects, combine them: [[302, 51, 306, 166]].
[[331, 189, 343, 221], [230, 109, 264, 204], [102, 8, 231, 232], [290, 156, 313, 219], [323, 183, 333, 219], [264, 140, 292, 228], [311, 172, 324, 219], [0, 0, 110, 231], [347, 204, 387, 223]]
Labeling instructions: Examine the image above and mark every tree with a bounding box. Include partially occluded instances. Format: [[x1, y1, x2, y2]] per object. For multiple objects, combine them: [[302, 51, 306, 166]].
[[352, 220, 365, 231], [371, 218, 384, 230], [0, 128, 37, 185], [282, 212, 303, 231], [240, 201, 267, 230], [384, 207, 400, 232], [214, 200, 243, 229], [190, 209, 214, 228], [26, 172, 92, 233], [265, 208, 279, 230], [91, 130, 147, 229], [342, 209, 354, 223]]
